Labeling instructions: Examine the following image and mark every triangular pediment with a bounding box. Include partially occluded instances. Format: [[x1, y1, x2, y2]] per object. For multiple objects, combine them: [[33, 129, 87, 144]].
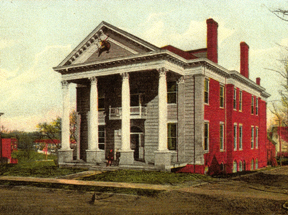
[[58, 21, 160, 67]]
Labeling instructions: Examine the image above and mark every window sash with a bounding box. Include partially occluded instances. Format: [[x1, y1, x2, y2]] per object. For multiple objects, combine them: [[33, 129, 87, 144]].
[[251, 96, 254, 114], [256, 128, 258, 148], [251, 127, 254, 148], [167, 82, 177, 104], [239, 91, 242, 111], [234, 125, 237, 150], [167, 123, 177, 150], [233, 88, 237, 109], [220, 86, 224, 108], [204, 123, 209, 151], [220, 124, 224, 150], [239, 126, 243, 149], [256, 98, 258, 115], [204, 79, 209, 104]]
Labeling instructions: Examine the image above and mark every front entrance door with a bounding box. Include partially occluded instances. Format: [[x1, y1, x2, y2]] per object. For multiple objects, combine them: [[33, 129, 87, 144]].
[[130, 133, 144, 161]]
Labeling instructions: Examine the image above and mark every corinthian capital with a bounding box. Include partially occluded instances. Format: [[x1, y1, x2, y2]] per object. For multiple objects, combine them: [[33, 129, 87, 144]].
[[61, 80, 69, 89], [89, 76, 97, 84], [121, 72, 129, 79], [157, 67, 168, 77]]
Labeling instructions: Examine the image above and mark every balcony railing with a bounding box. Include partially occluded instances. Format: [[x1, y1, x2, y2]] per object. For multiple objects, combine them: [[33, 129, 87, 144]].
[[109, 106, 147, 120]]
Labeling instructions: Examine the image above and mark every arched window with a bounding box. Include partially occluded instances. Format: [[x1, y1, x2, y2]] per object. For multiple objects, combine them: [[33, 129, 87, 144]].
[[239, 161, 243, 172], [256, 159, 258, 169], [251, 159, 254, 171], [233, 161, 237, 173]]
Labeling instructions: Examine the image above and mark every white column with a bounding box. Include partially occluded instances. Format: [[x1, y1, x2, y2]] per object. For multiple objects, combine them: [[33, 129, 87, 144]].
[[88, 76, 99, 151], [158, 68, 168, 151], [61, 80, 70, 150], [121, 72, 131, 151]]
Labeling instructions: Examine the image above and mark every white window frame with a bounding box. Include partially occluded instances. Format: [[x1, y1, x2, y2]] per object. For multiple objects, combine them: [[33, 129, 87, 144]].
[[220, 122, 225, 151], [234, 123, 237, 151], [251, 159, 254, 171], [239, 161, 243, 172], [255, 159, 258, 169], [239, 124, 243, 150]]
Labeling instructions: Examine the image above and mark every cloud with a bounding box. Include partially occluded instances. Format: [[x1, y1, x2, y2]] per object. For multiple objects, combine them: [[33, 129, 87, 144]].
[[0, 45, 74, 131], [140, 17, 235, 51], [0, 38, 16, 50]]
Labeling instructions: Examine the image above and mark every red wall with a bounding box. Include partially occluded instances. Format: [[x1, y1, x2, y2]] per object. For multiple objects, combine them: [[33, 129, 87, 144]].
[[203, 79, 267, 174]]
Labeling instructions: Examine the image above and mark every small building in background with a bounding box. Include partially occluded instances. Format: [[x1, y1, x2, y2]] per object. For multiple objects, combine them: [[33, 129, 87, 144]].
[[270, 126, 288, 158], [1, 138, 18, 164]]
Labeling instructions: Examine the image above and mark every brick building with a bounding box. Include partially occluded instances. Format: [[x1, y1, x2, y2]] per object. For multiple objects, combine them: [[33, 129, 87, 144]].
[[54, 18, 270, 174], [1, 138, 18, 164]]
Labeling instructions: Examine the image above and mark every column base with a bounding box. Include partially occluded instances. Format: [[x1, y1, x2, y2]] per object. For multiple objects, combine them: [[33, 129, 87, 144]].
[[119, 150, 134, 165], [155, 150, 171, 167], [58, 149, 73, 164], [86, 150, 105, 164]]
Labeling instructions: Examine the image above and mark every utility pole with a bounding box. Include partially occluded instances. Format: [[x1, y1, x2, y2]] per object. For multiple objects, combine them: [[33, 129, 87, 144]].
[[0, 113, 4, 164]]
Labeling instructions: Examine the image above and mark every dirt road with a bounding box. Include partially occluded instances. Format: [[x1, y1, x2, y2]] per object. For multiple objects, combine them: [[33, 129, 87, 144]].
[[0, 167, 287, 214]]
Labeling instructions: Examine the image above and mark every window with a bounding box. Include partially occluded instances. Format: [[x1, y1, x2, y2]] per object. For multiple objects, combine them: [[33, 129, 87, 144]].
[[239, 161, 243, 172], [98, 125, 105, 150], [233, 161, 237, 173], [251, 126, 254, 149], [220, 85, 225, 108], [251, 159, 254, 171], [167, 123, 177, 150], [204, 122, 209, 151], [204, 79, 209, 104], [251, 96, 254, 114], [233, 88, 237, 110], [239, 125, 243, 150], [239, 91, 242, 111], [220, 123, 224, 151], [255, 159, 258, 169], [98, 93, 105, 110], [256, 98, 258, 115], [167, 82, 177, 104], [256, 127, 259, 149], [234, 124, 237, 150]]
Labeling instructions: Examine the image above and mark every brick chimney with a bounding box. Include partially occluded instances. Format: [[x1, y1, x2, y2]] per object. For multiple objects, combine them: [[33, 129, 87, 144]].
[[206, 18, 218, 63], [240, 42, 249, 79], [256, 77, 261, 85]]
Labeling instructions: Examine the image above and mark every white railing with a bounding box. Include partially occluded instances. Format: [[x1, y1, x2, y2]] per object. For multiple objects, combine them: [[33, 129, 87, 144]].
[[109, 106, 147, 119]]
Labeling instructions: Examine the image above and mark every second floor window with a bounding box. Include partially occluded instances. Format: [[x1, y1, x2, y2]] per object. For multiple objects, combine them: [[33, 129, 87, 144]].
[[167, 82, 177, 104], [204, 79, 209, 104], [251, 96, 254, 114], [256, 127, 259, 148], [239, 91, 242, 111], [233, 88, 237, 110], [256, 98, 259, 115], [220, 85, 225, 108]]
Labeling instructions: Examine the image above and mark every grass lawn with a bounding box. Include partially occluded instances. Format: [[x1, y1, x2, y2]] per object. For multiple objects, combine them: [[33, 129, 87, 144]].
[[0, 150, 86, 178], [80, 169, 214, 185]]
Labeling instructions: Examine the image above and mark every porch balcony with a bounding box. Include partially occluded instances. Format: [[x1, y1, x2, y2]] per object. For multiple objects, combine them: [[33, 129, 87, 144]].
[[109, 106, 147, 120]]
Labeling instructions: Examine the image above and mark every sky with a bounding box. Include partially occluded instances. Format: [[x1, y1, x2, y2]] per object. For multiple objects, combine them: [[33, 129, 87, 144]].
[[0, 0, 287, 132]]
